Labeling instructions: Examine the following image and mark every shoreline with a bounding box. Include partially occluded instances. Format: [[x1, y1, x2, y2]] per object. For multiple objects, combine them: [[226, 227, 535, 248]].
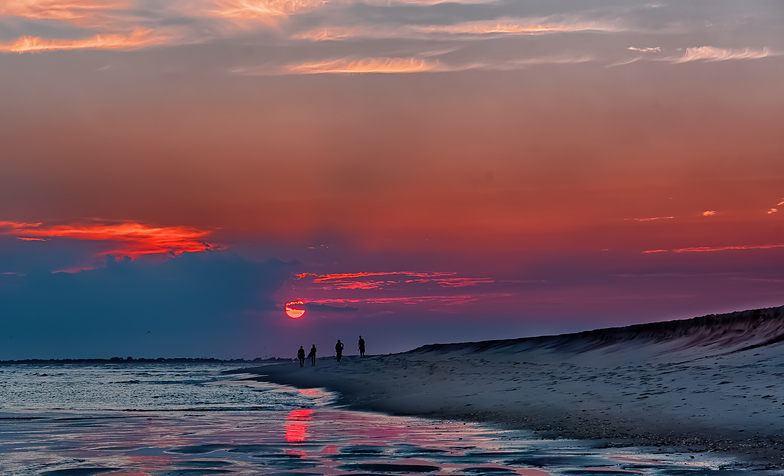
[[240, 307, 784, 470], [242, 353, 784, 470]]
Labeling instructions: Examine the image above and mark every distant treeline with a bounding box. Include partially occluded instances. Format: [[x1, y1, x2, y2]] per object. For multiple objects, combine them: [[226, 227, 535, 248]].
[[0, 357, 291, 364]]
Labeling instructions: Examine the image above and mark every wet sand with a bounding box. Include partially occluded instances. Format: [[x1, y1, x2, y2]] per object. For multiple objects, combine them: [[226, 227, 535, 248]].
[[243, 306, 784, 470]]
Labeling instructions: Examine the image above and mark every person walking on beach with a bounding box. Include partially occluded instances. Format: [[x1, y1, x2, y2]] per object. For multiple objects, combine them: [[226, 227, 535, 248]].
[[335, 339, 344, 362], [358, 335, 366, 358], [308, 344, 317, 366], [297, 346, 305, 367]]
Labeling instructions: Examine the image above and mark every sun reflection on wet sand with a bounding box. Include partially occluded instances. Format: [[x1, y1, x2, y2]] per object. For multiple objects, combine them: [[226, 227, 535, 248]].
[[285, 408, 313, 442]]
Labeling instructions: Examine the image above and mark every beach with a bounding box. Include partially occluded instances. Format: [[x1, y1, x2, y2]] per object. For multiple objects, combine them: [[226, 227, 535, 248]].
[[244, 306, 784, 469], [5, 363, 744, 475]]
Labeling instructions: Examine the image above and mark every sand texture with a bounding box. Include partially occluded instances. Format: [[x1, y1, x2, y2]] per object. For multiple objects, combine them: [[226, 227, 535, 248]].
[[244, 306, 784, 468]]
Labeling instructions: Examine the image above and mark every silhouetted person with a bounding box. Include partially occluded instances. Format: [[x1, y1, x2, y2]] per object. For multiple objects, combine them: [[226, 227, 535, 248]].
[[358, 335, 366, 358], [335, 339, 344, 362], [308, 344, 317, 365], [297, 346, 305, 367]]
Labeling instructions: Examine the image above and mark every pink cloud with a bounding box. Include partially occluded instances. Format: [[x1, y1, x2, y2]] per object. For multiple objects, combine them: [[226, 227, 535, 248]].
[[0, 28, 169, 53], [672, 46, 773, 64]]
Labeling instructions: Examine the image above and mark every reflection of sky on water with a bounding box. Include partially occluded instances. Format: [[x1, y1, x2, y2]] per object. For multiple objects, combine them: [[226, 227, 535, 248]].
[[0, 365, 772, 475], [0, 407, 760, 476]]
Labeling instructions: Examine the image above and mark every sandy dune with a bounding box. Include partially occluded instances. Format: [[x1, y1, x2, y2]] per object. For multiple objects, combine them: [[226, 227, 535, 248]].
[[244, 306, 784, 468]]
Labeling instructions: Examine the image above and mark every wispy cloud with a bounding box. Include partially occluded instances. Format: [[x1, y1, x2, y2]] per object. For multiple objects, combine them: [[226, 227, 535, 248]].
[[628, 46, 660, 53], [0, 220, 223, 259], [208, 0, 325, 22], [644, 244, 784, 254], [296, 271, 494, 291], [702, 210, 716, 216], [672, 46, 773, 64], [0, 0, 131, 23], [308, 293, 509, 306], [626, 216, 674, 222], [412, 20, 619, 36], [768, 200, 784, 214], [0, 28, 169, 53], [294, 19, 621, 42], [233, 53, 593, 75], [275, 57, 435, 74]]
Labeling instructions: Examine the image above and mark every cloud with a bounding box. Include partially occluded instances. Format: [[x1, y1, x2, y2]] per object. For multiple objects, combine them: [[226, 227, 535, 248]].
[[672, 46, 773, 64], [702, 210, 716, 216], [296, 271, 493, 292], [411, 20, 619, 36], [626, 216, 674, 222], [310, 293, 512, 306], [628, 46, 660, 53], [0, 0, 131, 23], [297, 271, 454, 282], [208, 0, 325, 21], [0, 28, 170, 53], [232, 51, 594, 75], [0, 219, 223, 261], [644, 244, 784, 254], [293, 26, 379, 41], [283, 57, 434, 74], [768, 208, 778, 214], [294, 19, 621, 42]]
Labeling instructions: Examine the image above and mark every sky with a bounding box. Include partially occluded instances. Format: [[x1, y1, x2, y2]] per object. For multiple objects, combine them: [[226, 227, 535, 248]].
[[1, 0, 783, 360]]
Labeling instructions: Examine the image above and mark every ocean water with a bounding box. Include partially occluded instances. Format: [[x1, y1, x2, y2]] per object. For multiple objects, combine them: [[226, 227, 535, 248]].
[[0, 363, 768, 475]]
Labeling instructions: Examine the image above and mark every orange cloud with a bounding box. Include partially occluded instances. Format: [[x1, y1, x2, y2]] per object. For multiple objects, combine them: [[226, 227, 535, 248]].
[[0, 28, 169, 53], [702, 210, 716, 216], [644, 244, 784, 254], [673, 46, 773, 64], [285, 57, 434, 74], [626, 216, 674, 222], [768, 208, 778, 214], [209, 0, 324, 21], [293, 26, 371, 41], [0, 220, 223, 259], [0, 0, 130, 22]]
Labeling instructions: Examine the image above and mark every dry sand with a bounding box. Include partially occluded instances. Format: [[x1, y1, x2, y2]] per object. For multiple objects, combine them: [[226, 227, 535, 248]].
[[243, 306, 784, 469]]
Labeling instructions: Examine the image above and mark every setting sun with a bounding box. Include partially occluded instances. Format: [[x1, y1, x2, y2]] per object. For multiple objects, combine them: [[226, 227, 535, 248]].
[[285, 301, 306, 319]]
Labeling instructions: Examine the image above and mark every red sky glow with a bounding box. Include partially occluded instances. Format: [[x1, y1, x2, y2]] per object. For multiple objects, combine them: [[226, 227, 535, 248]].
[[1, 0, 783, 359]]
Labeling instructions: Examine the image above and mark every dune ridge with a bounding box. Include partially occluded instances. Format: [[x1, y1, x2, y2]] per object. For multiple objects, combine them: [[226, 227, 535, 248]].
[[245, 305, 784, 469], [411, 305, 784, 358]]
